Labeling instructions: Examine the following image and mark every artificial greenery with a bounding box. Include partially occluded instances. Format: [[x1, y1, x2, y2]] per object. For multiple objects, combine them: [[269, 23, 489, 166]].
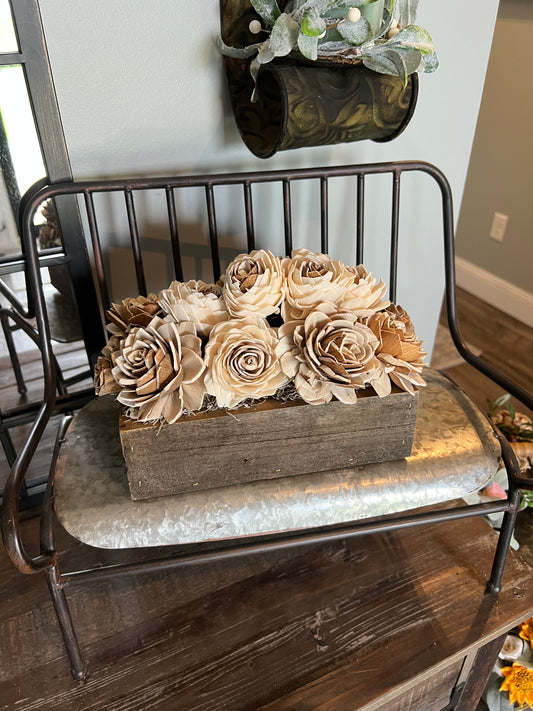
[[488, 393, 533, 506], [218, 0, 438, 87], [488, 394, 533, 445]]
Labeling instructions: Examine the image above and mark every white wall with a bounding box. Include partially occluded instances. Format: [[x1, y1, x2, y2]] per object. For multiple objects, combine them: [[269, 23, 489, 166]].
[[38, 0, 500, 354], [454, 1, 533, 328]]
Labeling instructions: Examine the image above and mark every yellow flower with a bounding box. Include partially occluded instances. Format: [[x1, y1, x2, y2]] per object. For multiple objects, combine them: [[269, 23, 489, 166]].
[[500, 664, 533, 707], [519, 618, 533, 644]]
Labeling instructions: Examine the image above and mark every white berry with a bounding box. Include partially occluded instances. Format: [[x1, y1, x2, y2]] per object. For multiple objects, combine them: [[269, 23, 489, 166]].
[[346, 7, 361, 23], [249, 19, 262, 34]]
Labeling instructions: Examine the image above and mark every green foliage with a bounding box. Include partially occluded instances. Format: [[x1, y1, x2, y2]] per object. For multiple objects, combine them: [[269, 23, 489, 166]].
[[301, 9, 327, 36], [336, 16, 372, 45], [297, 32, 319, 59], [251, 0, 281, 26], [269, 13, 300, 56], [218, 0, 437, 83]]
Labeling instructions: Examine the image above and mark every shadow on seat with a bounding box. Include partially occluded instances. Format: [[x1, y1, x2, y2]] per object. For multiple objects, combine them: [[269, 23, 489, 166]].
[[1, 160, 532, 681]]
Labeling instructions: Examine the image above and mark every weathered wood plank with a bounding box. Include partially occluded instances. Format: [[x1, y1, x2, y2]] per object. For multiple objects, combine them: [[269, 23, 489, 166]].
[[120, 388, 418, 499], [1, 513, 533, 710]]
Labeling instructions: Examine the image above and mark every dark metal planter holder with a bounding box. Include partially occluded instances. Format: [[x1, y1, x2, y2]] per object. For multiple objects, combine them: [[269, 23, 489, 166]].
[[221, 0, 418, 158]]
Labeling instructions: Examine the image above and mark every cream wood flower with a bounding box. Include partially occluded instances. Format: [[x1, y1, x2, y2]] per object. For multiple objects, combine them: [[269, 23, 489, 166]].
[[499, 635, 524, 661], [158, 279, 228, 338], [277, 302, 381, 405], [111, 316, 205, 423], [94, 335, 122, 396], [366, 305, 427, 397], [204, 317, 288, 408], [340, 264, 390, 316], [282, 248, 351, 322], [106, 294, 162, 337], [222, 249, 285, 318]]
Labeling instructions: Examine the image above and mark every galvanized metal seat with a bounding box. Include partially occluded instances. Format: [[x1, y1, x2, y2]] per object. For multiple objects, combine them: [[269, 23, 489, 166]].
[[55, 370, 500, 549], [2, 160, 532, 681]]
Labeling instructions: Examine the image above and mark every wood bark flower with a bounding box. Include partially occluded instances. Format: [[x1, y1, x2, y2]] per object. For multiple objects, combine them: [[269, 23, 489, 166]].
[[158, 279, 228, 338], [277, 302, 381, 405], [281, 248, 351, 322], [222, 249, 285, 318], [105, 294, 162, 337], [110, 316, 205, 424], [204, 317, 288, 408], [340, 264, 390, 317], [366, 305, 427, 397]]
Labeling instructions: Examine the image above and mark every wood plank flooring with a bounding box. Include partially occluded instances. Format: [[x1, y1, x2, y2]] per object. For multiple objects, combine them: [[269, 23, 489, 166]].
[[0, 286, 532, 709]]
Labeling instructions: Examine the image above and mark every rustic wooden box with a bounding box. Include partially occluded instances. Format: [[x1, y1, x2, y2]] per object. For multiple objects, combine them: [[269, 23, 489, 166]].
[[119, 388, 418, 501]]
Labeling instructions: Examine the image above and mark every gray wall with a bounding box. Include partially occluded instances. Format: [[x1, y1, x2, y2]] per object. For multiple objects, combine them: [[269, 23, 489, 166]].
[[38, 0, 500, 354], [455, 0, 533, 323]]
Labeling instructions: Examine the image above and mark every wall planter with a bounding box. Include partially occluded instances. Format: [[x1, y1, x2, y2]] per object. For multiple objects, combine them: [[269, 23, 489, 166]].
[[219, 0, 435, 158]]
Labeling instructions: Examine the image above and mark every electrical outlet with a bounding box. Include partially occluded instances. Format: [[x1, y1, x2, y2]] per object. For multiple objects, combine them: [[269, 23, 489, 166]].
[[490, 212, 508, 242]]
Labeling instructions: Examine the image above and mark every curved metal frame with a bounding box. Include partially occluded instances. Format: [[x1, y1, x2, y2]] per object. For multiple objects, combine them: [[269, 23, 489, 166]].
[[1, 160, 531, 679]]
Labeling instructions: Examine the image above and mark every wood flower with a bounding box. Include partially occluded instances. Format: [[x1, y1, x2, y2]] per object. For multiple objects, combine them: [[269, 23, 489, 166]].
[[281, 248, 351, 322], [94, 335, 122, 396], [204, 317, 288, 408], [366, 305, 427, 397], [105, 294, 162, 337], [222, 249, 285, 318], [158, 279, 228, 338], [110, 316, 205, 423], [340, 264, 390, 317], [277, 302, 381, 405]]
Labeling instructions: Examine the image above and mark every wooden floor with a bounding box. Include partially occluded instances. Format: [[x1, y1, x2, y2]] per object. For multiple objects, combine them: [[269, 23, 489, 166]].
[[0, 287, 532, 709]]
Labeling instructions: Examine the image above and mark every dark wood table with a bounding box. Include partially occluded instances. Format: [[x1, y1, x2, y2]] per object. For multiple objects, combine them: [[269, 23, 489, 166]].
[[2, 511, 533, 710]]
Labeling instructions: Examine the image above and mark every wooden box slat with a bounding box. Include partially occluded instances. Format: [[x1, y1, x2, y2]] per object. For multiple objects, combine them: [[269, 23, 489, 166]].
[[119, 388, 418, 500]]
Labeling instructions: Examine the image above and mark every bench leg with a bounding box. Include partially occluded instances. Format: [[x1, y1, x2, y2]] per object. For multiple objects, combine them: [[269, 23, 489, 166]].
[[486, 486, 521, 594], [45, 564, 87, 680]]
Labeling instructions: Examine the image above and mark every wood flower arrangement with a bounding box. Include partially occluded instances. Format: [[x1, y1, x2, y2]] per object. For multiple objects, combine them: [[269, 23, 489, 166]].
[[94, 249, 427, 499]]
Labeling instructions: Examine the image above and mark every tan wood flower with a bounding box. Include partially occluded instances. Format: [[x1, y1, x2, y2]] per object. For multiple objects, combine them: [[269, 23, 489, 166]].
[[366, 305, 427, 397], [281, 248, 351, 322], [94, 335, 123, 396], [277, 302, 380, 405], [204, 317, 288, 408], [111, 316, 205, 423], [158, 279, 228, 338], [340, 264, 390, 316], [106, 294, 162, 337], [222, 249, 285, 318]]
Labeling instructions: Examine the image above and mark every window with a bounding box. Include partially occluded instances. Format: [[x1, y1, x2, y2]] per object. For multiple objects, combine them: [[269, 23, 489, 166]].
[[0, 0, 71, 263]]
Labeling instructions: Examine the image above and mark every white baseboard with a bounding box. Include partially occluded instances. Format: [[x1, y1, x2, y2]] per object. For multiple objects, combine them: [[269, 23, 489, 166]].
[[455, 256, 533, 328]]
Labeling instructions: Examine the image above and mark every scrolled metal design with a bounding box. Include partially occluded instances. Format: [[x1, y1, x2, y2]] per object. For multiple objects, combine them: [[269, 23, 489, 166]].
[[220, 0, 418, 158]]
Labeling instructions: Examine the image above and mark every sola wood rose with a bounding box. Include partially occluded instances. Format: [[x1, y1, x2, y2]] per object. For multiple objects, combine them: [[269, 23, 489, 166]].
[[94, 335, 123, 396], [282, 248, 352, 322], [367, 305, 427, 397], [105, 294, 162, 336], [158, 279, 228, 338], [340, 264, 390, 317], [204, 317, 288, 408], [96, 316, 205, 424], [277, 303, 381, 405], [222, 249, 284, 318]]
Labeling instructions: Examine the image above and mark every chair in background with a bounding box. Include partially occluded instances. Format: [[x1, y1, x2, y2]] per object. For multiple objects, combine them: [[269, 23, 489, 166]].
[[1, 160, 532, 680], [0, 197, 93, 507]]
